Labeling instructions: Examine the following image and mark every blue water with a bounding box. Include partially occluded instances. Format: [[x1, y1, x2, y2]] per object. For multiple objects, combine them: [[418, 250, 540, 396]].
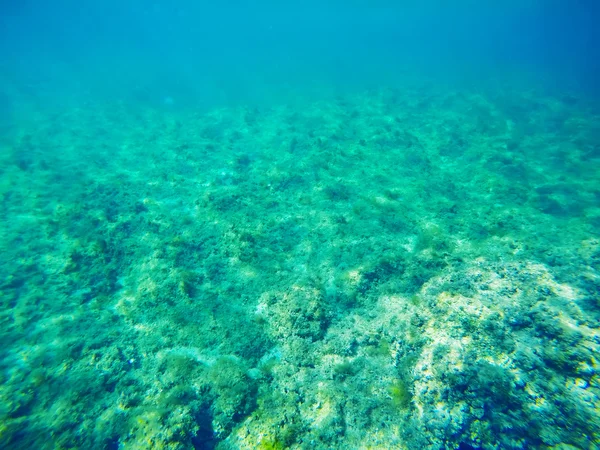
[[1, 1, 599, 449], [2, 1, 598, 113]]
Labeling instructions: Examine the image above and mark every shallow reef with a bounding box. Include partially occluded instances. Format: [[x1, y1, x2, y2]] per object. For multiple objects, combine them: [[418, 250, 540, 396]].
[[0, 80, 599, 449]]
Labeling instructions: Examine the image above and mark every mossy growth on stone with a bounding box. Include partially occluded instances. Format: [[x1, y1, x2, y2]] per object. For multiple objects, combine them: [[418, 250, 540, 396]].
[[333, 360, 360, 380], [366, 338, 391, 358], [389, 378, 413, 410], [258, 438, 286, 450], [177, 270, 201, 298], [415, 222, 454, 253]]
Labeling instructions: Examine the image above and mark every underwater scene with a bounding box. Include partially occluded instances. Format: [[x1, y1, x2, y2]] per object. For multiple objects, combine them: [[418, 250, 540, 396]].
[[1, 1, 599, 449]]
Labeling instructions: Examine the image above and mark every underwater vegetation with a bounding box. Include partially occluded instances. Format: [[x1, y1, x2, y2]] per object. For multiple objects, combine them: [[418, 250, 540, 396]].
[[0, 80, 599, 449]]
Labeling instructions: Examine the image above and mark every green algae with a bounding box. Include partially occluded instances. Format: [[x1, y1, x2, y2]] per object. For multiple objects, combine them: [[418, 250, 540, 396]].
[[0, 80, 599, 450], [389, 378, 413, 410]]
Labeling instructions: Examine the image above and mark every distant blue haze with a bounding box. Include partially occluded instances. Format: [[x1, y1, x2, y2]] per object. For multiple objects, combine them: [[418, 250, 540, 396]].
[[0, 1, 598, 112]]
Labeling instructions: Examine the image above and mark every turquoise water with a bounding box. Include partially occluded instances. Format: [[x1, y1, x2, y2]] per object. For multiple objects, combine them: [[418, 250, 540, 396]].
[[1, 2, 599, 449]]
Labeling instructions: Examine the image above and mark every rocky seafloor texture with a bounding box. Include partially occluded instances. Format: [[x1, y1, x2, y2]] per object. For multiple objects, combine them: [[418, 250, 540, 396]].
[[0, 82, 599, 449]]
